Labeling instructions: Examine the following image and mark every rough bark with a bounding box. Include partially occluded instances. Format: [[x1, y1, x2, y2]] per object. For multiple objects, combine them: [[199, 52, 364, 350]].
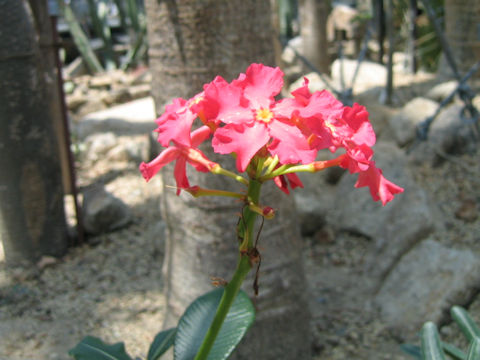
[[0, 0, 68, 265], [299, 0, 330, 73], [145, 0, 311, 358]]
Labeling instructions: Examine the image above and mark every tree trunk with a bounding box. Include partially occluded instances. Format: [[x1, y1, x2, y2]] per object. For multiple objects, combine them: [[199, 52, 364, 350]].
[[0, 0, 68, 265], [444, 0, 480, 78], [144, 1, 312, 358], [299, 0, 330, 74]]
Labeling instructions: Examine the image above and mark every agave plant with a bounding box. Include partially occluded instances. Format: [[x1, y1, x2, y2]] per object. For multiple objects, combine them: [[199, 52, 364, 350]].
[[403, 306, 480, 360]]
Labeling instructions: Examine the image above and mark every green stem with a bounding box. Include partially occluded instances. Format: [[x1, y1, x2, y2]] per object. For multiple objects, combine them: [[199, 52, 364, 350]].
[[194, 180, 262, 360], [212, 166, 249, 186]]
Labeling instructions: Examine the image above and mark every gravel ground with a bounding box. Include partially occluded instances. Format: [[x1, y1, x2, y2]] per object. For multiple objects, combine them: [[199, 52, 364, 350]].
[[1, 76, 479, 360]]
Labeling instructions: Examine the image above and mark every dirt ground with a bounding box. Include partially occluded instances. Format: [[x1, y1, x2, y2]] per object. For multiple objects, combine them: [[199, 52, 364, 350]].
[[1, 71, 479, 360]]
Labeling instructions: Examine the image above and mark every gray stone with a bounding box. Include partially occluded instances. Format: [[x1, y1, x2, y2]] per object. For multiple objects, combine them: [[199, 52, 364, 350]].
[[329, 142, 436, 279], [84, 132, 118, 162], [294, 173, 333, 236], [375, 239, 480, 334], [82, 186, 132, 235], [388, 97, 439, 147], [409, 103, 476, 165], [75, 97, 157, 139], [425, 81, 458, 102]]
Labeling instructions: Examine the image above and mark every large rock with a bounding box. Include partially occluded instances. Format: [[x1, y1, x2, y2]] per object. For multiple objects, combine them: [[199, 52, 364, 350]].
[[328, 142, 437, 280], [75, 97, 157, 139], [425, 80, 458, 102], [409, 103, 477, 165], [375, 239, 480, 334], [389, 97, 439, 147], [82, 186, 132, 235], [331, 59, 387, 92]]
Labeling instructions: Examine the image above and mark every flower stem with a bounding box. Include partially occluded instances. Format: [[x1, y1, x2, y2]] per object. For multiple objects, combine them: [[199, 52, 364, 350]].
[[211, 165, 249, 185], [194, 180, 262, 360]]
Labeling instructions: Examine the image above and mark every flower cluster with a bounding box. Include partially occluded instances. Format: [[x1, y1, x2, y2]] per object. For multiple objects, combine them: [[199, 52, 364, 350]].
[[140, 63, 403, 205]]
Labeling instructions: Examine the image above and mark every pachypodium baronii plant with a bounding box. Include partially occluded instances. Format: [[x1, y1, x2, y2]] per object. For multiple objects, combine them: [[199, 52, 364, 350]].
[[140, 63, 404, 359]]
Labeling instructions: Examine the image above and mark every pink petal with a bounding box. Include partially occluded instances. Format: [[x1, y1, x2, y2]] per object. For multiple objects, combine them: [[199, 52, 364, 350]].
[[268, 119, 317, 164], [139, 147, 181, 181], [212, 122, 270, 172], [355, 161, 404, 205], [342, 103, 376, 147], [173, 156, 189, 195], [204, 76, 251, 125], [240, 64, 284, 109]]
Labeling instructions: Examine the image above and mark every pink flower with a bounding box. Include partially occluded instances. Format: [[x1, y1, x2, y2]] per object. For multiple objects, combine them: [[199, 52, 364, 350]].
[[139, 126, 215, 194], [210, 64, 316, 172], [354, 161, 404, 205]]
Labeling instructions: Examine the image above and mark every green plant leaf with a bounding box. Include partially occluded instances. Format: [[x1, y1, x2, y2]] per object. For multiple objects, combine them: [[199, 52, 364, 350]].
[[400, 343, 422, 359], [174, 288, 255, 360], [467, 337, 480, 360], [443, 341, 467, 360], [69, 336, 132, 360], [147, 328, 176, 360], [452, 306, 480, 343], [421, 322, 446, 360]]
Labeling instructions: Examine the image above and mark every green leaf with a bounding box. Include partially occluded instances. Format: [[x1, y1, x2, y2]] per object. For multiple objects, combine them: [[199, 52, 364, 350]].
[[147, 328, 176, 360], [467, 337, 480, 360], [421, 322, 446, 360], [452, 306, 480, 343], [174, 288, 255, 360], [69, 336, 132, 360], [400, 343, 422, 359], [443, 342, 467, 360]]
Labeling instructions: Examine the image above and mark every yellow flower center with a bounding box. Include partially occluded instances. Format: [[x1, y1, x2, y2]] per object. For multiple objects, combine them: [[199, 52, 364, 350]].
[[255, 108, 274, 123], [324, 121, 336, 134]]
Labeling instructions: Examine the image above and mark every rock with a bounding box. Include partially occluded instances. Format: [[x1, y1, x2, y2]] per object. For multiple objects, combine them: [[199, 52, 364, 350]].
[[289, 72, 333, 94], [388, 97, 439, 147], [36, 256, 59, 270], [89, 74, 113, 89], [74, 97, 156, 139], [328, 142, 436, 280], [375, 239, 480, 334], [66, 93, 88, 112], [331, 59, 387, 92], [408, 103, 476, 165], [294, 151, 344, 236], [127, 84, 151, 100], [282, 36, 302, 64], [105, 136, 150, 163], [101, 88, 131, 106], [82, 186, 132, 235], [84, 132, 118, 162], [425, 80, 458, 102]]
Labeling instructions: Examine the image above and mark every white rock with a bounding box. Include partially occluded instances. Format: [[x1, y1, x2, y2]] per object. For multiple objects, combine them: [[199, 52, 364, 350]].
[[425, 80, 458, 102], [331, 59, 387, 91], [75, 97, 156, 139]]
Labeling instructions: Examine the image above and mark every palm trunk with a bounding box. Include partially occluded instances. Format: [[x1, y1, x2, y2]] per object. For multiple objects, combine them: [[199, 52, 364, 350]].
[[0, 0, 68, 265], [145, 0, 312, 358]]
